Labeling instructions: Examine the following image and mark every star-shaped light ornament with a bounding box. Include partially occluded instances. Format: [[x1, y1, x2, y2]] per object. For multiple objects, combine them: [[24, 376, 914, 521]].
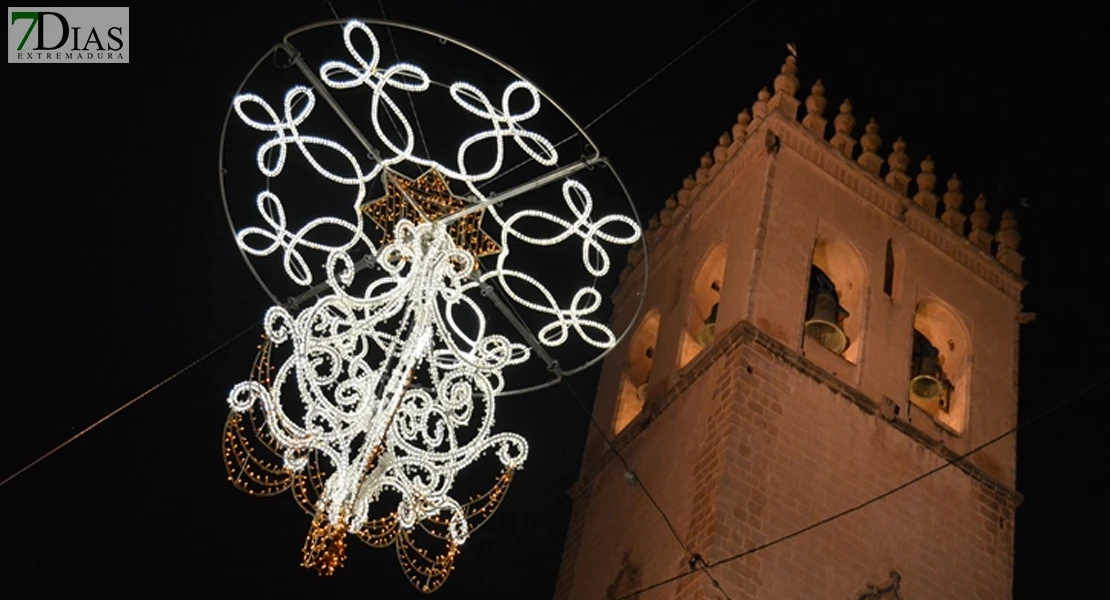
[[361, 168, 500, 261]]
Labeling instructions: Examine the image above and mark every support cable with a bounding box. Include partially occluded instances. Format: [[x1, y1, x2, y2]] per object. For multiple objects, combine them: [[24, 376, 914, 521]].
[[616, 375, 1110, 599], [558, 377, 733, 598], [479, 0, 764, 191], [0, 321, 262, 490]]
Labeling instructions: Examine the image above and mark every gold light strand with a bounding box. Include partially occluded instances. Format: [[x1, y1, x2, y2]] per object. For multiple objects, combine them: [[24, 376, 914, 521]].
[[302, 510, 349, 576], [222, 334, 294, 496], [224, 337, 519, 591], [222, 413, 293, 496], [397, 527, 458, 594]]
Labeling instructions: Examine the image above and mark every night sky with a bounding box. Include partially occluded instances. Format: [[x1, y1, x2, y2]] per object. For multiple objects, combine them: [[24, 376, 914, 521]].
[[4, 1, 1107, 598]]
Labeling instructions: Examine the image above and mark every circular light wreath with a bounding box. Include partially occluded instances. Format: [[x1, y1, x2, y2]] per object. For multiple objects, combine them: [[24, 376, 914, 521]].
[[217, 19, 648, 592]]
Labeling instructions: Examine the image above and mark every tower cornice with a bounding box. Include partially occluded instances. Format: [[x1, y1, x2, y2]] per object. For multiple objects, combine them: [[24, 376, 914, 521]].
[[615, 104, 1028, 309]]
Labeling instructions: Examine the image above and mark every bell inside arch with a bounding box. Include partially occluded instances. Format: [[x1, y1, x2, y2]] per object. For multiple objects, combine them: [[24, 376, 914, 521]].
[[697, 280, 722, 346], [698, 302, 719, 346], [910, 330, 947, 411], [804, 266, 849, 355]]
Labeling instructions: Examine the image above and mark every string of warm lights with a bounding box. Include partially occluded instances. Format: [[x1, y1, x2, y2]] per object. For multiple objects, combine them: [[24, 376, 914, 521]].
[[225, 220, 535, 586], [225, 334, 524, 591], [4, 4, 779, 585]]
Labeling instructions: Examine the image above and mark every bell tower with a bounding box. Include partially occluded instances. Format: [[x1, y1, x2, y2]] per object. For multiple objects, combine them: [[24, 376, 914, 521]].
[[553, 55, 1028, 599]]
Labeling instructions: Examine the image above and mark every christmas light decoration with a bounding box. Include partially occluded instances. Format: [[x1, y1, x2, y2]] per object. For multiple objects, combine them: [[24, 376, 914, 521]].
[[361, 168, 501, 257], [219, 19, 643, 592]]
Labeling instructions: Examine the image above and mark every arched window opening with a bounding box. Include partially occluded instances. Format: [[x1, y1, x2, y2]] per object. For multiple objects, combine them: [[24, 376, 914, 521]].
[[882, 239, 904, 299], [637, 345, 655, 402], [910, 300, 971, 432], [614, 312, 660, 434], [803, 236, 867, 363], [678, 244, 727, 368], [883, 240, 895, 296]]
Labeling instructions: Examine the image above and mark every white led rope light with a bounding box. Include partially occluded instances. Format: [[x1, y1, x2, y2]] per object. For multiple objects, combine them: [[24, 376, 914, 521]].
[[218, 19, 647, 590]]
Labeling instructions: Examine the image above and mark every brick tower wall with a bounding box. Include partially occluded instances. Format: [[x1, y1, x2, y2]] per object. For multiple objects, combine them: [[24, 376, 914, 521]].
[[554, 104, 1024, 600]]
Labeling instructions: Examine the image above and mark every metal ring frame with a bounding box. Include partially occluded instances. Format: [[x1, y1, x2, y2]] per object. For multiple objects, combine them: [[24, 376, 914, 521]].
[[217, 18, 650, 395]]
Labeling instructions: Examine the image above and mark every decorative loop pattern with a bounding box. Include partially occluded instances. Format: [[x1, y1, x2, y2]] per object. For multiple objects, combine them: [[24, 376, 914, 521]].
[[223, 19, 642, 590], [484, 180, 641, 349], [229, 221, 531, 535]]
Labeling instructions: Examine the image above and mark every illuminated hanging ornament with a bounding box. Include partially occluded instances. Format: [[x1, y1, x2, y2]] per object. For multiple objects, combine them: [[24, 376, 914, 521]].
[[361, 167, 502, 257], [217, 19, 646, 592]]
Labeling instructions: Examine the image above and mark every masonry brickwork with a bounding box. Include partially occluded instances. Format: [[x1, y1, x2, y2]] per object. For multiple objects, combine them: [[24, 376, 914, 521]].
[[554, 55, 1027, 600]]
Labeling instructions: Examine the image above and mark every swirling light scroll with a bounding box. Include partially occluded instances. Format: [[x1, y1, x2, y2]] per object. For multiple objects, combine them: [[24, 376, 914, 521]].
[[221, 19, 641, 592]]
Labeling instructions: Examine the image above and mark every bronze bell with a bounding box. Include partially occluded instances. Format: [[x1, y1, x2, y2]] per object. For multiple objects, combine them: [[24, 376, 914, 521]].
[[910, 330, 947, 411], [698, 302, 719, 346], [804, 266, 849, 355]]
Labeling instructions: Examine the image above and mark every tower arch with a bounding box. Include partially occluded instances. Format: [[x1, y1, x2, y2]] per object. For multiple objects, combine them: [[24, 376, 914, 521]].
[[613, 309, 661, 434], [677, 243, 727, 368], [803, 233, 868, 364], [911, 297, 972, 433]]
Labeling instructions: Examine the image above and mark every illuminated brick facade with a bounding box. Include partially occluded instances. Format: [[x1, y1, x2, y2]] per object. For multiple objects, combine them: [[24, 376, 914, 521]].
[[554, 56, 1028, 600]]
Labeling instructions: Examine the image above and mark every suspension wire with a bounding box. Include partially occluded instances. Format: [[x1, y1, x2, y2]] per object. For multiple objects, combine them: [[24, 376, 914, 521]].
[[615, 375, 1110, 599], [478, 0, 764, 192], [419, 4, 761, 592], [558, 377, 733, 598], [3, 0, 743, 536], [0, 321, 262, 490], [375, 0, 432, 160], [582, 0, 762, 132]]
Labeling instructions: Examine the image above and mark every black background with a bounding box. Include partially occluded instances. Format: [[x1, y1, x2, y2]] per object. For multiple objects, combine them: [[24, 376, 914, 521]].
[[3, 1, 1106, 598]]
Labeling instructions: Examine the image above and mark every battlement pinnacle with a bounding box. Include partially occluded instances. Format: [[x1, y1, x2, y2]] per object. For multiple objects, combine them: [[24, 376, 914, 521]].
[[713, 132, 733, 164], [830, 99, 856, 158], [751, 87, 771, 125], [802, 79, 828, 136], [732, 109, 752, 143], [677, 175, 697, 206], [941, 174, 967, 234], [995, 209, 1024, 274], [773, 55, 799, 96], [696, 152, 714, 185], [645, 215, 661, 249], [616, 54, 1031, 303], [857, 118, 883, 175], [660, 196, 678, 227], [884, 137, 911, 195], [769, 55, 801, 118], [913, 156, 939, 215], [967, 193, 993, 252]]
